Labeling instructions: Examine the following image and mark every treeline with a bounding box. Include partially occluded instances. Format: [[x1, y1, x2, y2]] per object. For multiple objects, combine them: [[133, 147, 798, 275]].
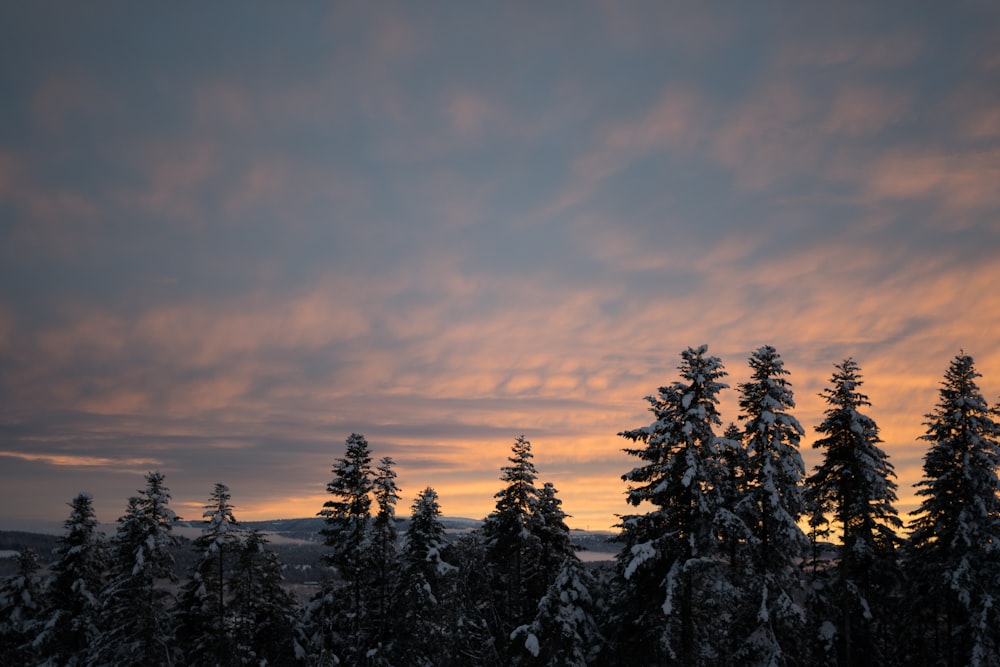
[[2, 346, 999, 666]]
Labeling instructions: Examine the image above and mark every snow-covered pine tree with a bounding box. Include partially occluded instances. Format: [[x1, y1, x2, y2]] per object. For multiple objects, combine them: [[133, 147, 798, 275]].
[[228, 529, 306, 666], [35, 492, 107, 667], [530, 482, 576, 597], [93, 471, 180, 666], [394, 487, 457, 666], [367, 455, 401, 664], [449, 530, 504, 666], [175, 482, 242, 667], [481, 435, 543, 658], [733, 345, 809, 665], [307, 432, 376, 663], [615, 344, 732, 665], [804, 358, 903, 667], [906, 353, 1000, 667], [0, 548, 44, 665], [511, 555, 603, 666], [717, 422, 753, 570]]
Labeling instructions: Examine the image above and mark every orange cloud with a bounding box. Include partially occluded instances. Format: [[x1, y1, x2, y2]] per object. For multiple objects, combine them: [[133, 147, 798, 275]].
[[712, 81, 823, 190], [866, 149, 1000, 211], [0, 450, 162, 469]]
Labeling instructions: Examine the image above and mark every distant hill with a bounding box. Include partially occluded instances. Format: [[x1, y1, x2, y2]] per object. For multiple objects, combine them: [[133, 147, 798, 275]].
[[1, 517, 618, 577]]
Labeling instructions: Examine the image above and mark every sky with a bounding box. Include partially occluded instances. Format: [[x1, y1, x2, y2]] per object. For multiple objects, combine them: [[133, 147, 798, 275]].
[[1, 2, 999, 533]]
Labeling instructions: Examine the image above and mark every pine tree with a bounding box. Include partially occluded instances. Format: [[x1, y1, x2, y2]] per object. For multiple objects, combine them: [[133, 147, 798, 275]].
[[511, 556, 602, 666], [449, 530, 504, 666], [307, 432, 376, 663], [0, 548, 44, 665], [36, 492, 107, 667], [93, 471, 180, 666], [532, 482, 576, 591], [367, 455, 401, 663], [906, 353, 1000, 667], [733, 345, 808, 665], [229, 529, 306, 666], [175, 483, 242, 666], [804, 358, 902, 666], [395, 487, 457, 666], [615, 344, 732, 665], [481, 435, 543, 657]]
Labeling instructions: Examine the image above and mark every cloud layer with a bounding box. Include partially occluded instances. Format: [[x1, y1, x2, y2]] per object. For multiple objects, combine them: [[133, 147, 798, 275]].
[[1, 2, 999, 530]]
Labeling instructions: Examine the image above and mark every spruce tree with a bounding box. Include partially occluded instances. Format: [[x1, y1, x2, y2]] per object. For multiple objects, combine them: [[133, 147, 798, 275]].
[[93, 471, 180, 666], [0, 548, 44, 665], [481, 435, 543, 656], [532, 481, 576, 591], [511, 556, 602, 666], [36, 492, 107, 667], [175, 483, 242, 666], [308, 432, 375, 663], [733, 345, 808, 665], [229, 529, 306, 666], [906, 353, 1000, 666], [395, 487, 457, 666], [615, 344, 731, 665], [804, 358, 902, 666], [367, 455, 401, 663]]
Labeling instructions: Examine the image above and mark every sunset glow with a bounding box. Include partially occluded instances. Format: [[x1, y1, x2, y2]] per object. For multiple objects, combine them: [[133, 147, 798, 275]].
[[1, 2, 998, 532]]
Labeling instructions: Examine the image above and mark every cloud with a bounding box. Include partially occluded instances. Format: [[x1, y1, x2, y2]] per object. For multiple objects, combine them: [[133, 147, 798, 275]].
[[823, 83, 912, 137], [711, 81, 823, 190], [0, 450, 162, 469], [29, 71, 120, 136], [865, 149, 1000, 212]]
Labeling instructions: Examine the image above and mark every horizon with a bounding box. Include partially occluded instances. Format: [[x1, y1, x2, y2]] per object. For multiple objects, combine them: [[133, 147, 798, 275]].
[[2, 2, 999, 533]]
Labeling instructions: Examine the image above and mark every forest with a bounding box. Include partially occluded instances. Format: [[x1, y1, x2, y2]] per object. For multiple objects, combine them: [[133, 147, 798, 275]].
[[2, 345, 999, 667]]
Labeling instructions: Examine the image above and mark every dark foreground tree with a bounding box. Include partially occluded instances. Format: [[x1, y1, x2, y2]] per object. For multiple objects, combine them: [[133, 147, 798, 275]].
[[615, 345, 733, 665], [733, 345, 808, 665], [93, 471, 180, 666], [229, 529, 306, 666], [36, 492, 107, 667], [511, 555, 603, 666], [0, 548, 44, 665], [906, 353, 1000, 667], [394, 487, 457, 666], [479, 436, 581, 663], [306, 432, 376, 664], [805, 358, 902, 666], [481, 434, 543, 654], [175, 483, 241, 666], [367, 455, 401, 661]]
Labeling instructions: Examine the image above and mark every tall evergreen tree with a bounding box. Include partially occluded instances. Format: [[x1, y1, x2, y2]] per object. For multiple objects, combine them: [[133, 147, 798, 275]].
[[906, 353, 1000, 667], [367, 455, 401, 663], [93, 471, 180, 666], [511, 556, 602, 666], [395, 487, 457, 666], [481, 435, 543, 657], [804, 358, 902, 666], [531, 481, 577, 598], [734, 345, 808, 665], [175, 483, 242, 666], [229, 529, 306, 666], [449, 530, 504, 666], [36, 492, 107, 667], [308, 432, 376, 663], [615, 344, 732, 665], [0, 548, 44, 665]]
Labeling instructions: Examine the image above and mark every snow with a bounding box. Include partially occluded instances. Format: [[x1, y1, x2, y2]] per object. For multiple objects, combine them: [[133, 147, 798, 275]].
[[818, 620, 837, 643], [624, 541, 656, 579], [523, 631, 540, 657]]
